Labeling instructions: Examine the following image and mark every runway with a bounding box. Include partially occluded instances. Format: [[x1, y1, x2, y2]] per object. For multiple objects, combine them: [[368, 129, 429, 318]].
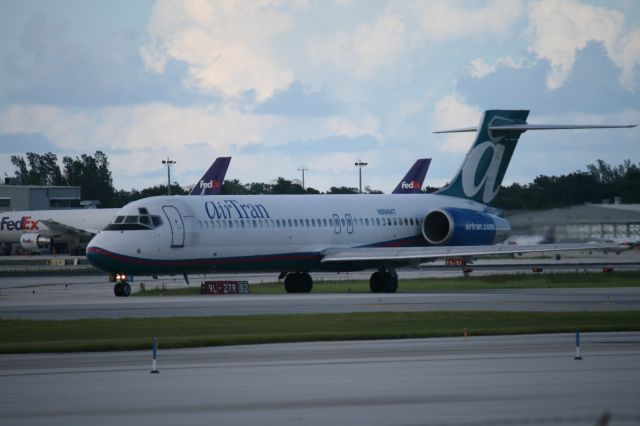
[[1, 332, 639, 426], [1, 287, 640, 320]]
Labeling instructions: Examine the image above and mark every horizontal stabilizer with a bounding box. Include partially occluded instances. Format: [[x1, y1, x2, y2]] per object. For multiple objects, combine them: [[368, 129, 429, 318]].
[[434, 124, 637, 134]]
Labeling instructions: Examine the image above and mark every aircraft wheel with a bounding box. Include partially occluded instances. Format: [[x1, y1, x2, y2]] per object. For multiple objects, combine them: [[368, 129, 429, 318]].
[[299, 273, 313, 293], [122, 282, 131, 297], [114, 282, 123, 297], [385, 275, 398, 293], [284, 273, 299, 293], [369, 272, 385, 293]]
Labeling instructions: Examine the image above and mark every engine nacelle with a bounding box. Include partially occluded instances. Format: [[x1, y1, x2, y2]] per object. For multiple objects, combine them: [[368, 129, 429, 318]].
[[20, 233, 52, 250], [421, 208, 510, 246]]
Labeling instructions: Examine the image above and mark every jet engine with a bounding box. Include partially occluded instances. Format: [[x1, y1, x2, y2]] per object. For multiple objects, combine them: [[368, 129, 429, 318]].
[[20, 233, 52, 250], [421, 208, 510, 246]]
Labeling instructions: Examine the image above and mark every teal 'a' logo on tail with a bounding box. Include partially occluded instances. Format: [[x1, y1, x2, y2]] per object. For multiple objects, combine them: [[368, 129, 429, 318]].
[[435, 109, 636, 205], [436, 110, 530, 205]]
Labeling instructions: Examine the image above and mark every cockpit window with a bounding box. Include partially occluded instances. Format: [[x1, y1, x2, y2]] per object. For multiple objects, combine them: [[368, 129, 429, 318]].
[[105, 208, 163, 231], [124, 216, 138, 224]]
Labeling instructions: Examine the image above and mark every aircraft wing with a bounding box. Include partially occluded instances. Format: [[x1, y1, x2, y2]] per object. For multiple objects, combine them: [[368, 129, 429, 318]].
[[38, 219, 98, 239], [320, 243, 627, 264]]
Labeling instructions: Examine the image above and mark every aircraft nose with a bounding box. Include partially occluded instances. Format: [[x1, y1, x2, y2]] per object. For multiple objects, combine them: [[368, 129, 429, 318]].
[[86, 233, 113, 273]]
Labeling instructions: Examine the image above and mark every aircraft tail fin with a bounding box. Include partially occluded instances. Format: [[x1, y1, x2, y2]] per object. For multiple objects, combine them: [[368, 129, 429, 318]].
[[189, 156, 231, 196], [392, 158, 431, 194], [435, 110, 636, 205]]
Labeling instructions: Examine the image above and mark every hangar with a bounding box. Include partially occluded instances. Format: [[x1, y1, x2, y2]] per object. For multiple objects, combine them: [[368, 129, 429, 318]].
[[0, 182, 81, 212]]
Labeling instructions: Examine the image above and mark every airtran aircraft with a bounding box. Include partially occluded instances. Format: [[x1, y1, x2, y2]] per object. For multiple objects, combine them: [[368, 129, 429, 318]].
[[86, 110, 635, 297], [0, 157, 232, 254]]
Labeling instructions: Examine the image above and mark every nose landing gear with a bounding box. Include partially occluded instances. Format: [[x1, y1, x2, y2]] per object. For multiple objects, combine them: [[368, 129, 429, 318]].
[[113, 274, 132, 297]]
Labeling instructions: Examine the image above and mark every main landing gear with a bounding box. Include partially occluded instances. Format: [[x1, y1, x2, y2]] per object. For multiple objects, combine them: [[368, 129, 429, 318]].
[[283, 272, 313, 293], [369, 267, 398, 293]]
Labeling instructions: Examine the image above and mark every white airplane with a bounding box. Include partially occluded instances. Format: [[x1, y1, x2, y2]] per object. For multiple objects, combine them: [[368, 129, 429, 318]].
[[86, 110, 636, 297], [0, 157, 233, 254]]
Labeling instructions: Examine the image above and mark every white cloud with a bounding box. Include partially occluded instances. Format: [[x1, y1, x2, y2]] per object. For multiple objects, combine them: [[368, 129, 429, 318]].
[[310, 0, 525, 80], [141, 0, 300, 101], [416, 0, 525, 42], [432, 94, 481, 154], [527, 0, 640, 91], [326, 115, 383, 141], [310, 12, 408, 79], [468, 56, 524, 79]]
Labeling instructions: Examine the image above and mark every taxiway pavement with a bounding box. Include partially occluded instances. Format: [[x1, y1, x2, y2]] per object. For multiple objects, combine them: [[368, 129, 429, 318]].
[[1, 332, 639, 426]]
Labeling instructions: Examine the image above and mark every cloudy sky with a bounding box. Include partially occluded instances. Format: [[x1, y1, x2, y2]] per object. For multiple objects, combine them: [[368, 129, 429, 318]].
[[1, 0, 638, 193]]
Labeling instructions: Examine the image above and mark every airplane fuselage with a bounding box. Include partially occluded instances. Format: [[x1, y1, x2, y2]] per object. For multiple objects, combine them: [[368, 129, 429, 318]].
[[87, 193, 507, 275]]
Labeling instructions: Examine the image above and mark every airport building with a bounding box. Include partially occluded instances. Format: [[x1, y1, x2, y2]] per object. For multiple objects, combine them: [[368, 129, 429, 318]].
[[506, 203, 640, 243], [0, 184, 81, 212]]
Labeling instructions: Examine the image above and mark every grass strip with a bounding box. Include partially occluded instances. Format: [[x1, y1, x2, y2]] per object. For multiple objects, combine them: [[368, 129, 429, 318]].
[[2, 311, 639, 354], [133, 271, 640, 296]]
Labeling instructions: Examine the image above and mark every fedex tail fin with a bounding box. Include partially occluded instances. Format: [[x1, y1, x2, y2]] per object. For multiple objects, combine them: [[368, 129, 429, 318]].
[[189, 156, 231, 196], [392, 158, 431, 194], [435, 109, 636, 205]]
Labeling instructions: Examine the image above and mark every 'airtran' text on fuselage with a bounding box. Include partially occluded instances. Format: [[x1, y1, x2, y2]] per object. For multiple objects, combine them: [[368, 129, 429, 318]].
[[205, 199, 271, 220]]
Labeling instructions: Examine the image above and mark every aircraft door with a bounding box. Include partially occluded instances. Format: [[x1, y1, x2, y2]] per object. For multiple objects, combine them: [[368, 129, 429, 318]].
[[162, 205, 185, 248], [345, 214, 354, 234], [332, 214, 341, 234]]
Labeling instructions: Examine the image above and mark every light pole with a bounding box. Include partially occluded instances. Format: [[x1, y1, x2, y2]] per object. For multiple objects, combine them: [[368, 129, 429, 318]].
[[297, 166, 308, 189], [354, 160, 367, 194], [162, 157, 176, 195]]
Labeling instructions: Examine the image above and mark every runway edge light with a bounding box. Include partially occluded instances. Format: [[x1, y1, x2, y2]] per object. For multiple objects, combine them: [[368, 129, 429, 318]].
[[574, 330, 583, 360], [151, 337, 160, 373]]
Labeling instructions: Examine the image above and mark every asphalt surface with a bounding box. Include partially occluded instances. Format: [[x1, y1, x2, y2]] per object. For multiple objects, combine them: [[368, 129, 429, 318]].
[[1, 332, 639, 426], [1, 287, 640, 320]]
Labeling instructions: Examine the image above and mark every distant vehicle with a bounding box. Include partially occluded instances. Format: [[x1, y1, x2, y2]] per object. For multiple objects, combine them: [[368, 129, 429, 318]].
[[392, 159, 431, 194], [86, 109, 635, 297], [0, 157, 233, 254]]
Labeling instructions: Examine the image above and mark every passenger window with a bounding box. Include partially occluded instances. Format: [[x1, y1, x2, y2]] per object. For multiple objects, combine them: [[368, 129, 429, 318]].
[[288, 219, 292, 227], [365, 218, 369, 226], [323, 219, 328, 227], [311, 219, 316, 227]]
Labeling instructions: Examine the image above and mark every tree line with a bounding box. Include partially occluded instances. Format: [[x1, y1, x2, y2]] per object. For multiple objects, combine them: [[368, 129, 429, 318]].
[[7, 152, 639, 210]]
